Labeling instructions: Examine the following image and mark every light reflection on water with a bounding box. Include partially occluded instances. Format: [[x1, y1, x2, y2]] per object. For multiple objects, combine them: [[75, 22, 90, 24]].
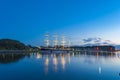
[[0, 51, 120, 80]]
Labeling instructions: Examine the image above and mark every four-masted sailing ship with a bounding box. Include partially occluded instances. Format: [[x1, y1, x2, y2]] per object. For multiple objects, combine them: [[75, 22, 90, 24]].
[[45, 33, 71, 50]]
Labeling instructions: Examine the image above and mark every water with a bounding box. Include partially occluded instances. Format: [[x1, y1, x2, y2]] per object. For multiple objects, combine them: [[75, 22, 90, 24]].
[[0, 51, 120, 80]]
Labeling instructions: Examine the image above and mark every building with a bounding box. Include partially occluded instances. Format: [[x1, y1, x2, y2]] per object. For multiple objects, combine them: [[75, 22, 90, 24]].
[[71, 46, 115, 52]]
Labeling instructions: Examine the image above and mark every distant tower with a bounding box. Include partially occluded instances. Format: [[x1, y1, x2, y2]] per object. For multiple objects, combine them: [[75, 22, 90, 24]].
[[53, 34, 58, 49], [45, 33, 50, 48], [61, 35, 66, 49]]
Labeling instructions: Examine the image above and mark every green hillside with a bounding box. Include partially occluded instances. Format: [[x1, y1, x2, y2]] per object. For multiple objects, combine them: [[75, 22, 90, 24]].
[[0, 39, 26, 50]]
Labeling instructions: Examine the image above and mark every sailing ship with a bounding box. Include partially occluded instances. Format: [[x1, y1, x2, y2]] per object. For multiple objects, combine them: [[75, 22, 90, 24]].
[[44, 33, 71, 50]]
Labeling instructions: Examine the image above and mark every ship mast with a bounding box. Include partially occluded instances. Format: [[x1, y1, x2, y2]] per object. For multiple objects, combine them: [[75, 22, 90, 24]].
[[53, 34, 58, 49], [45, 33, 50, 48], [61, 35, 66, 50]]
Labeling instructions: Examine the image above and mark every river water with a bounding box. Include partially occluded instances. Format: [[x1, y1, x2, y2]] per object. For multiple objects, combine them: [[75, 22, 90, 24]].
[[0, 51, 120, 80]]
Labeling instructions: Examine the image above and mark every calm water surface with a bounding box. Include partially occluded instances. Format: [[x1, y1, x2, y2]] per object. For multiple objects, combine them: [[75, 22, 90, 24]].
[[0, 51, 120, 80]]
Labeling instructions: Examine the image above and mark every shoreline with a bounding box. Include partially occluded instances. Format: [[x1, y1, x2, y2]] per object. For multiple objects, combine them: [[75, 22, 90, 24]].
[[0, 50, 39, 53]]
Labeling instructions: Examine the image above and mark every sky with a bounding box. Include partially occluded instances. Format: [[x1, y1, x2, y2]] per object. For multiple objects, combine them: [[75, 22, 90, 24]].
[[0, 0, 120, 46]]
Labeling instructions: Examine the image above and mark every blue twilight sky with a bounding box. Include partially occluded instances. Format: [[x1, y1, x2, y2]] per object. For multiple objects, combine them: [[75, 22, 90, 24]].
[[0, 0, 120, 46]]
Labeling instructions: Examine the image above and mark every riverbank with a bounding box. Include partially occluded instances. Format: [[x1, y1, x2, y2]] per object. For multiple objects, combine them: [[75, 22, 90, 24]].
[[0, 50, 40, 53]]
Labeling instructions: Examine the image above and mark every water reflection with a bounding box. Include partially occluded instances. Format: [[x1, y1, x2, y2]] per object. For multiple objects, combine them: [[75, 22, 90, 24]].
[[44, 55, 49, 74], [98, 66, 101, 74], [53, 55, 58, 72], [67, 53, 71, 64], [0, 53, 27, 64], [1, 51, 120, 80], [0, 51, 118, 65], [36, 53, 42, 59], [61, 55, 66, 70], [39, 51, 119, 75]]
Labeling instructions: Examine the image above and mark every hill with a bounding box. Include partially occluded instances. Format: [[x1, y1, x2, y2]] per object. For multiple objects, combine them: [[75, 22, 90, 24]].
[[0, 39, 27, 50]]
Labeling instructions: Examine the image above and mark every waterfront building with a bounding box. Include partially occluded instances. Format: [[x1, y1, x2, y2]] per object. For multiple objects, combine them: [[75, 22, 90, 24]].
[[71, 46, 115, 52]]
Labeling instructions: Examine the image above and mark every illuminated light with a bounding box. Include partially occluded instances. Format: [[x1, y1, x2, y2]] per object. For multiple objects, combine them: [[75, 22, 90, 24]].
[[96, 52, 99, 56], [61, 55, 66, 69], [110, 48, 113, 51], [96, 47, 99, 50], [67, 53, 70, 56], [45, 56, 49, 66], [61, 36, 66, 49], [45, 33, 50, 48], [44, 56, 49, 75], [36, 54, 42, 59], [53, 56, 58, 66], [72, 48, 74, 51], [99, 67, 101, 74], [53, 56, 58, 72], [110, 52, 113, 56], [68, 53, 71, 64], [53, 34, 58, 49], [72, 52, 74, 56]]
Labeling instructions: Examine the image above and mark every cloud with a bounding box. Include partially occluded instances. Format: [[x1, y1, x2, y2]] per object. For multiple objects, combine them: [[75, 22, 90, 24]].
[[81, 37, 113, 46], [83, 37, 102, 43]]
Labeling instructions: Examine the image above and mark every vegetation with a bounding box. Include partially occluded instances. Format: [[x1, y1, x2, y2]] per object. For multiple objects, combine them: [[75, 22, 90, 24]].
[[0, 39, 39, 50]]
